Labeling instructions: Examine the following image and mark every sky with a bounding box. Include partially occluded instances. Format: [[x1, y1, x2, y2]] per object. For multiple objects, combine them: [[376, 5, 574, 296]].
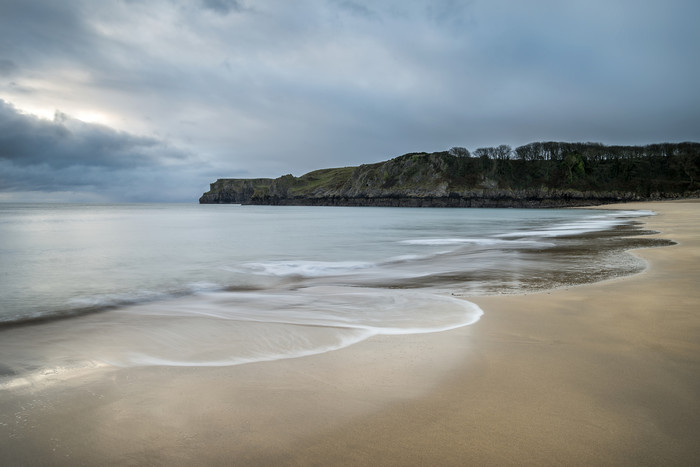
[[1, 0, 699, 202]]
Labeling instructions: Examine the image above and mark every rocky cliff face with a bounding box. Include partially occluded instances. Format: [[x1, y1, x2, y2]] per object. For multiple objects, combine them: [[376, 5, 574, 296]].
[[200, 149, 693, 207], [199, 178, 273, 204]]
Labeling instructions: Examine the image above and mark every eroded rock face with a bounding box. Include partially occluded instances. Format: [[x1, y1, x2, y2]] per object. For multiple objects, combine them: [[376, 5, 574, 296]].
[[200, 177, 639, 208], [199, 178, 273, 204]]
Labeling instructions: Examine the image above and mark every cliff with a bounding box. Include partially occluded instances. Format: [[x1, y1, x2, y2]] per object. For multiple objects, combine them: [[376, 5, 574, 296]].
[[198, 178, 274, 204], [200, 143, 700, 207]]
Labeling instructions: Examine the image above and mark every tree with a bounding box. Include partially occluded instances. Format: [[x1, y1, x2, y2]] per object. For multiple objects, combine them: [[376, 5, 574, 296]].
[[494, 144, 512, 160], [515, 143, 540, 161], [473, 147, 494, 159], [674, 144, 699, 188], [449, 146, 470, 158], [563, 153, 585, 184]]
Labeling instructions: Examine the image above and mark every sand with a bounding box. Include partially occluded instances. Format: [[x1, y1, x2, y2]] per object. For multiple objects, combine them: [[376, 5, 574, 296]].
[[1, 200, 699, 466]]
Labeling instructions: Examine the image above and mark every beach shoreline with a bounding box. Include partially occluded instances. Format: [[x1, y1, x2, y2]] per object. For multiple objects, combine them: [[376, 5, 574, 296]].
[[2, 200, 699, 465], [275, 200, 700, 466]]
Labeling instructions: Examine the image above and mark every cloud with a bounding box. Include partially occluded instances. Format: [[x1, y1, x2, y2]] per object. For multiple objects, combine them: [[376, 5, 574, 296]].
[[0, 0, 698, 202], [200, 0, 243, 15], [0, 100, 208, 201], [333, 1, 378, 19], [0, 59, 18, 77]]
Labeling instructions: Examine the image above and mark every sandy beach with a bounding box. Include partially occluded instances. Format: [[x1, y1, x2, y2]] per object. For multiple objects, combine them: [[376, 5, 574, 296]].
[[2, 200, 699, 466]]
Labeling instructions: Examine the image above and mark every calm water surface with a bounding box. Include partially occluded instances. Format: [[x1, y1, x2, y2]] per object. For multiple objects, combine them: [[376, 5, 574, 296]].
[[0, 204, 665, 380]]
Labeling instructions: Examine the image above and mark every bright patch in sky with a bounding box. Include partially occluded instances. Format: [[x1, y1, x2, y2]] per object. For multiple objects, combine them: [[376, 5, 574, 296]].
[[73, 110, 114, 126], [12, 102, 56, 122]]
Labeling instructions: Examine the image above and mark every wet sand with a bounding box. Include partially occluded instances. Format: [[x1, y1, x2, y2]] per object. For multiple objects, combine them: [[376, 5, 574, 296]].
[[2, 200, 699, 466]]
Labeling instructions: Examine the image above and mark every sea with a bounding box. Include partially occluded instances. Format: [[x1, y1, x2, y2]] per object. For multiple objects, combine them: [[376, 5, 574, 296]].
[[0, 203, 668, 383]]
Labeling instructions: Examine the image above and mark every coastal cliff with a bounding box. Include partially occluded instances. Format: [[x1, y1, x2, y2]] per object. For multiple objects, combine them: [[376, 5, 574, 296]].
[[200, 142, 699, 207]]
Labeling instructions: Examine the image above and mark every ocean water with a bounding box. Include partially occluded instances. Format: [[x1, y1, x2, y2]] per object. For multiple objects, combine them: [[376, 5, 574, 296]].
[[0, 204, 666, 381]]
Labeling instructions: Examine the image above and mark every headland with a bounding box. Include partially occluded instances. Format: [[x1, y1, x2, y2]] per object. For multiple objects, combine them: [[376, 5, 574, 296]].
[[200, 142, 699, 208]]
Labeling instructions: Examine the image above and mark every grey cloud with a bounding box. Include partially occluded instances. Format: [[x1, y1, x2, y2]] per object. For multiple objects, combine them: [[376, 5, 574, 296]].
[[0, 100, 207, 201], [0, 59, 18, 76], [0, 0, 97, 66], [334, 1, 378, 19], [424, 0, 475, 30], [0, 100, 185, 169], [0, 0, 698, 202], [200, 0, 243, 15]]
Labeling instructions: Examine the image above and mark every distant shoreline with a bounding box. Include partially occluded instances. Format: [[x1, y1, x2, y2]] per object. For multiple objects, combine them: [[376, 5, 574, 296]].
[[201, 143, 699, 206]]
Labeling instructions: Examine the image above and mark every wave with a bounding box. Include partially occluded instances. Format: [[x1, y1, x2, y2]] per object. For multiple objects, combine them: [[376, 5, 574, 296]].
[[237, 260, 376, 277], [497, 210, 652, 239], [0, 286, 483, 373], [399, 238, 554, 248], [0, 282, 224, 328], [401, 238, 502, 246]]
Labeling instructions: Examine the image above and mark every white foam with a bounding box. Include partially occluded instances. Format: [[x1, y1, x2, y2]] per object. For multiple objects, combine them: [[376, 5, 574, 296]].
[[67, 290, 168, 309], [113, 329, 374, 368], [186, 281, 221, 293], [1, 287, 483, 370], [400, 238, 501, 246], [614, 210, 656, 217], [400, 238, 554, 248], [498, 217, 628, 238], [111, 289, 483, 367], [240, 260, 375, 277]]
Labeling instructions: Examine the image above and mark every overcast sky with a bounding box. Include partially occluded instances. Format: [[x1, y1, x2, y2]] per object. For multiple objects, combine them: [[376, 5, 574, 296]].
[[1, 0, 699, 202]]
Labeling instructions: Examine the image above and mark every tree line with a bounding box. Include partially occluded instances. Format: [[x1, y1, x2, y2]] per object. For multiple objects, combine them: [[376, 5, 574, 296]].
[[444, 141, 699, 196]]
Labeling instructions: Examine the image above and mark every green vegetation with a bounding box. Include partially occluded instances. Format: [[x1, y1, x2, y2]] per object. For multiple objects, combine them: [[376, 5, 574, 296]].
[[498, 141, 700, 195], [285, 167, 356, 195], [200, 141, 700, 206]]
